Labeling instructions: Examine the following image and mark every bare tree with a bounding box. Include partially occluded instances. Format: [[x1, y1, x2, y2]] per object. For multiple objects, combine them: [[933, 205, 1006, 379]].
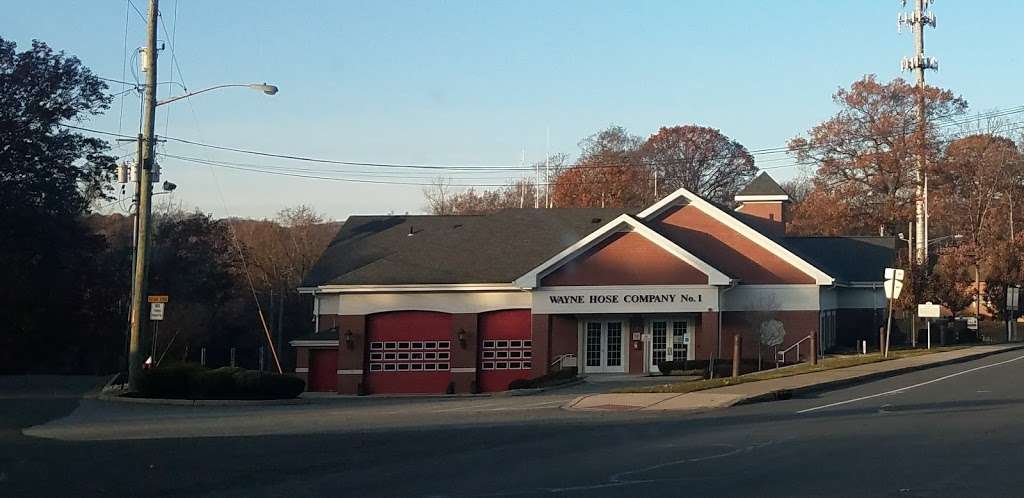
[[423, 176, 454, 215]]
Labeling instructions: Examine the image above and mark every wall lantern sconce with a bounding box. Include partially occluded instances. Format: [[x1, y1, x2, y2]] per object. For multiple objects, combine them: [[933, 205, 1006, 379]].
[[344, 329, 354, 349], [458, 329, 468, 348]]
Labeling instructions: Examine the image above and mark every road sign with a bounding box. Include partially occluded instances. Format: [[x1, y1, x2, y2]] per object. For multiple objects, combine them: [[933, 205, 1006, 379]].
[[1007, 286, 1020, 311], [148, 295, 169, 303], [966, 317, 978, 330], [150, 302, 165, 321], [884, 279, 904, 299], [918, 302, 941, 318], [884, 268, 905, 281]]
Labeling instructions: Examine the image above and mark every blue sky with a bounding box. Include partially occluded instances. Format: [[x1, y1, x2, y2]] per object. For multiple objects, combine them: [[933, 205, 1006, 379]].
[[8, 1, 1024, 219]]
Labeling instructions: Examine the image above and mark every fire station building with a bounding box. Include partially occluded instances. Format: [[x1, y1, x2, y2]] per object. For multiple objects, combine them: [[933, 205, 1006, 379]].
[[293, 173, 895, 394]]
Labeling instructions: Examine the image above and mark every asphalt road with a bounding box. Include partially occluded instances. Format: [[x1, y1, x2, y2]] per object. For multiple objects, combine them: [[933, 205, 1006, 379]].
[[5, 350, 1024, 497]]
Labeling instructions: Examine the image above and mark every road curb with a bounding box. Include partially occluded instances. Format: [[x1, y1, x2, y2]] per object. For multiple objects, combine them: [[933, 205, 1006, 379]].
[[96, 393, 309, 406], [500, 377, 586, 397], [736, 344, 1024, 405]]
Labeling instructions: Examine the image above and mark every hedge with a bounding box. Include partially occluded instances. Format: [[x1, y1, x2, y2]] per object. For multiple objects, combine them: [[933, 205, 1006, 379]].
[[508, 367, 578, 390], [135, 363, 305, 400]]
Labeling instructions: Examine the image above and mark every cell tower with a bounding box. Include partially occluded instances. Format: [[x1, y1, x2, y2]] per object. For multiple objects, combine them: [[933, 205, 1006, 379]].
[[898, 0, 938, 266]]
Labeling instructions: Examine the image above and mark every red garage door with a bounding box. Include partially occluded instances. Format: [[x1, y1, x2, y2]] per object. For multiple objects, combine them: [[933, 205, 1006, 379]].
[[366, 311, 453, 394], [308, 349, 338, 392], [479, 310, 533, 392]]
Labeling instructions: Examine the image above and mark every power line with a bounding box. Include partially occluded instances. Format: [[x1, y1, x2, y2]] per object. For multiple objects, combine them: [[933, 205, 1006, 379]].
[[61, 104, 1024, 178]]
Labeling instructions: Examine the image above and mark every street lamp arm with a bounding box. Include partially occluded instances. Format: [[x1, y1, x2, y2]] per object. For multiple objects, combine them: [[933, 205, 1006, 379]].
[[156, 83, 278, 107]]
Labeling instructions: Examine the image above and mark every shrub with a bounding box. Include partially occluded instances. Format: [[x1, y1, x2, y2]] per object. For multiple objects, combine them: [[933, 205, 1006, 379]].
[[251, 372, 305, 399], [656, 360, 689, 375], [508, 367, 578, 390], [136, 363, 205, 399], [194, 367, 244, 399], [135, 364, 304, 400]]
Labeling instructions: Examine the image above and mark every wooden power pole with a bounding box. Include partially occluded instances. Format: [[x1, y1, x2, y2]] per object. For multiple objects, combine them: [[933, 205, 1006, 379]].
[[127, 0, 160, 391]]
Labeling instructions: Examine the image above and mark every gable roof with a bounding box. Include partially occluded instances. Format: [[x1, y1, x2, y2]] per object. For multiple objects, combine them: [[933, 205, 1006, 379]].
[[513, 214, 732, 288], [638, 187, 834, 285], [302, 208, 627, 288], [303, 187, 894, 290], [735, 172, 790, 200]]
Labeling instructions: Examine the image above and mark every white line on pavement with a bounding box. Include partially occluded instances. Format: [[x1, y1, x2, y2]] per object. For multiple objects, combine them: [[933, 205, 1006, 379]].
[[796, 353, 1024, 414]]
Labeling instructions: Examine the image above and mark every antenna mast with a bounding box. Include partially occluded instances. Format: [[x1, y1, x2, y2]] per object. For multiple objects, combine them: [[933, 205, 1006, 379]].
[[898, 0, 938, 265]]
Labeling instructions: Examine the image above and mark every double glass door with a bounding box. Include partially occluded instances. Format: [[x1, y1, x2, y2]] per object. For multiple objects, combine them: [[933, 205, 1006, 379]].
[[650, 318, 692, 373], [584, 321, 624, 373]]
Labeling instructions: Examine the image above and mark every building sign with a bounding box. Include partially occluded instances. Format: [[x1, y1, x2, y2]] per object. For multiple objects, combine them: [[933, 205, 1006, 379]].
[[532, 286, 718, 314], [918, 302, 941, 318]]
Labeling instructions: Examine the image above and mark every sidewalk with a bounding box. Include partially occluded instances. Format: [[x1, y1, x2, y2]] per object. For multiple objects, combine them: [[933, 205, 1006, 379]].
[[566, 343, 1024, 412]]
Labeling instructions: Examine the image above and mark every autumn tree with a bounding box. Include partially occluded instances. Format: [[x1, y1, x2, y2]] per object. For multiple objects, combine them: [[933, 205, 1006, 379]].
[[929, 134, 1024, 315], [787, 75, 968, 235], [551, 125, 649, 208], [231, 206, 338, 364], [640, 125, 757, 204]]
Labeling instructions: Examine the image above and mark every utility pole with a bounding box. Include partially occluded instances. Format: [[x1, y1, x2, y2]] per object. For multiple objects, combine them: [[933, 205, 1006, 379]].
[[544, 126, 550, 209], [898, 0, 938, 266], [127, 0, 160, 391]]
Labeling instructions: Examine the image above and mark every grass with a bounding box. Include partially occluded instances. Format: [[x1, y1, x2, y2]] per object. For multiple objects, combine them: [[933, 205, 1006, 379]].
[[614, 345, 970, 394]]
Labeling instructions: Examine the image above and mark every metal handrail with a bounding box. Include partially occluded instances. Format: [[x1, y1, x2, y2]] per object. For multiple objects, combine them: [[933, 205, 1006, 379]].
[[551, 353, 577, 369], [776, 335, 812, 367]]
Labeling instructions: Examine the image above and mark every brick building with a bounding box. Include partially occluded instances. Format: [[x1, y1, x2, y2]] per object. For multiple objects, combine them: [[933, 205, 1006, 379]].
[[293, 173, 895, 394]]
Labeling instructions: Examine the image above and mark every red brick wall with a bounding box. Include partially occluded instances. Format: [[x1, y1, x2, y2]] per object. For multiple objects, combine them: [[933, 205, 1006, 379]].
[[736, 202, 786, 237], [451, 313, 479, 392], [531, 314, 551, 377], [541, 231, 709, 286], [654, 205, 814, 284], [337, 315, 365, 395], [550, 315, 578, 363], [628, 317, 645, 374], [294, 347, 310, 385]]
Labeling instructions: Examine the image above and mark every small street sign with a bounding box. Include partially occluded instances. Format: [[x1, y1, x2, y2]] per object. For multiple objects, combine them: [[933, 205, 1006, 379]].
[[884, 279, 904, 299], [150, 302, 165, 321], [918, 302, 941, 318], [966, 317, 979, 330], [148, 295, 169, 304], [1007, 286, 1020, 311], [884, 268, 906, 281]]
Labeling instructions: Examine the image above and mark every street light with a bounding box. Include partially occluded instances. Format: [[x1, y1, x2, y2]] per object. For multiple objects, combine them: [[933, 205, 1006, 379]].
[[898, 233, 964, 259], [156, 82, 279, 106], [125, 17, 280, 392]]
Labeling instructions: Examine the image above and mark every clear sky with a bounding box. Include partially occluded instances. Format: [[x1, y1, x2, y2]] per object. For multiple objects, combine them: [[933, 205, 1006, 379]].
[[7, 1, 1024, 220]]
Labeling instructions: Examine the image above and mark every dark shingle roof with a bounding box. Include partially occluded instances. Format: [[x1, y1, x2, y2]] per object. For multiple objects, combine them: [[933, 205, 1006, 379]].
[[736, 172, 789, 198], [779, 236, 896, 283], [303, 198, 896, 287], [302, 208, 628, 287]]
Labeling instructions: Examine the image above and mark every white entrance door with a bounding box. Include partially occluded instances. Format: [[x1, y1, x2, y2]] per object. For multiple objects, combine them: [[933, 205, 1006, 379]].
[[583, 320, 625, 373], [650, 318, 693, 373]]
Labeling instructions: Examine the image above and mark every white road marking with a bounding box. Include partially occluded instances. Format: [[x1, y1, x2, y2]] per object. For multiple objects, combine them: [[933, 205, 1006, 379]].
[[796, 353, 1024, 414]]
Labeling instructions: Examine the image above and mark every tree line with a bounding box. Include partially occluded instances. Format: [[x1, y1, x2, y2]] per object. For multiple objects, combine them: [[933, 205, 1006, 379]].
[[0, 37, 337, 374]]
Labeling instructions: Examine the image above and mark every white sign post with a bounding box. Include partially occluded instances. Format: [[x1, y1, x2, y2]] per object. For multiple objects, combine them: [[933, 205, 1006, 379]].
[[1006, 286, 1020, 342], [883, 268, 905, 358], [918, 302, 941, 349], [149, 302, 165, 321]]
